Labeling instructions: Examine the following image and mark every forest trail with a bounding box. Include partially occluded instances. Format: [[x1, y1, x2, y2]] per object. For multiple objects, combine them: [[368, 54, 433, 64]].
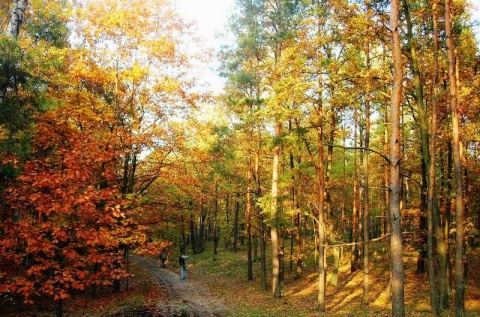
[[130, 255, 228, 317]]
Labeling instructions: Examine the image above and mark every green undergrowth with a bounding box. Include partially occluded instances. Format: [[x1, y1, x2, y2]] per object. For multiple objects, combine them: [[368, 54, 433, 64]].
[[185, 242, 480, 317]]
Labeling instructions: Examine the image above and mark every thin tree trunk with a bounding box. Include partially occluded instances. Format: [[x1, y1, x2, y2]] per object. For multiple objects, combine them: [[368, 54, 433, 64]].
[[247, 183, 253, 280], [351, 121, 360, 273], [271, 121, 282, 299], [402, 0, 430, 276], [214, 185, 220, 256], [224, 196, 230, 249], [428, 1, 442, 313], [325, 111, 335, 222], [390, 0, 405, 315], [331, 244, 340, 286], [445, 1, 465, 314], [362, 39, 371, 306], [384, 105, 390, 237], [233, 193, 240, 253], [317, 123, 326, 312], [445, 144, 453, 297], [255, 125, 268, 291]]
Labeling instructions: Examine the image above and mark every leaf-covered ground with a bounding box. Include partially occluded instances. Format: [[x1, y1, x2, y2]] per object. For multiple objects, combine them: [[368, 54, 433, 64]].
[[3, 242, 479, 316], [185, 242, 480, 317]]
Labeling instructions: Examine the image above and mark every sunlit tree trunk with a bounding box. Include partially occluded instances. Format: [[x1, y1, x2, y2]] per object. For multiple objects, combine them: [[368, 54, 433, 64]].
[[363, 41, 371, 306], [255, 124, 268, 291], [317, 122, 326, 312], [445, 0, 465, 314], [271, 121, 282, 299], [246, 181, 253, 280], [428, 1, 442, 314], [325, 110, 335, 222], [351, 121, 360, 273], [389, 0, 405, 315], [384, 106, 390, 237]]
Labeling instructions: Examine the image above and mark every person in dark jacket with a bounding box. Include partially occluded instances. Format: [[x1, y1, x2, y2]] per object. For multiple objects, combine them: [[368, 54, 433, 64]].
[[178, 252, 189, 279], [160, 250, 167, 268]]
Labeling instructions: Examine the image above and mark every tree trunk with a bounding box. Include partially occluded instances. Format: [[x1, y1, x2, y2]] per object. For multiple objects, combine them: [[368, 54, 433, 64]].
[[247, 183, 253, 280], [233, 193, 240, 253], [427, 1, 441, 314], [295, 206, 303, 279], [317, 123, 326, 312], [445, 1, 465, 314], [271, 121, 282, 299], [402, 0, 430, 276], [255, 125, 268, 291], [351, 121, 360, 273], [214, 185, 220, 256], [362, 39, 371, 306], [331, 244, 340, 286], [384, 106, 390, 237], [6, 0, 28, 39], [389, 0, 406, 315], [225, 196, 230, 250]]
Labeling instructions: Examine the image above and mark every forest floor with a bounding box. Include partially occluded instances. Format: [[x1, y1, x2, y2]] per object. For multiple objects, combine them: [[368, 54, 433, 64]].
[[3, 242, 480, 316]]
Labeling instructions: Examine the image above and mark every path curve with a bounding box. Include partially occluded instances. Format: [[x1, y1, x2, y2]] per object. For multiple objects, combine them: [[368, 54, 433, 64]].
[[130, 255, 228, 317]]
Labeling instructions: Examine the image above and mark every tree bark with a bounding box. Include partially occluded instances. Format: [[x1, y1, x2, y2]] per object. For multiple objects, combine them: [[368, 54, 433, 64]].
[[362, 38, 371, 306], [428, 1, 442, 313], [233, 193, 240, 253], [317, 123, 326, 312], [271, 121, 282, 299], [247, 183, 253, 280], [6, 0, 28, 39], [351, 121, 360, 273], [445, 0, 465, 314], [390, 0, 406, 315], [214, 185, 220, 256]]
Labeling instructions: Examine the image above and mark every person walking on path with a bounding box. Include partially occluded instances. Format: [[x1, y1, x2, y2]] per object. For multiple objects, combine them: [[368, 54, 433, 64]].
[[160, 250, 168, 268], [179, 252, 189, 279]]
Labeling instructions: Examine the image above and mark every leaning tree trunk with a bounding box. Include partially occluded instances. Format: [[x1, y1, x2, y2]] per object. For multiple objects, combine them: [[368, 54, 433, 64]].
[[390, 0, 405, 316], [445, 0, 465, 315]]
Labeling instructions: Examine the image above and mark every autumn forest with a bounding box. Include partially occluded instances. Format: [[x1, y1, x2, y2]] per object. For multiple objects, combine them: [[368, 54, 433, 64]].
[[1, 0, 480, 316]]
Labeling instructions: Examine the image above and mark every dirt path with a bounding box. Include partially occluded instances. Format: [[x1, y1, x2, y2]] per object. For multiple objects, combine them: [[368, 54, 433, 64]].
[[130, 255, 228, 317]]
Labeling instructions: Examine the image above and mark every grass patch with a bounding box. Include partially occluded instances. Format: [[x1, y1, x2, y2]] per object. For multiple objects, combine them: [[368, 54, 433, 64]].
[[185, 241, 480, 317]]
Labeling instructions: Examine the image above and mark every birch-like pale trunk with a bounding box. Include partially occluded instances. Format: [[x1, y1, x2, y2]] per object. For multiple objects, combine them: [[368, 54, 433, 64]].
[[6, 0, 28, 39]]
